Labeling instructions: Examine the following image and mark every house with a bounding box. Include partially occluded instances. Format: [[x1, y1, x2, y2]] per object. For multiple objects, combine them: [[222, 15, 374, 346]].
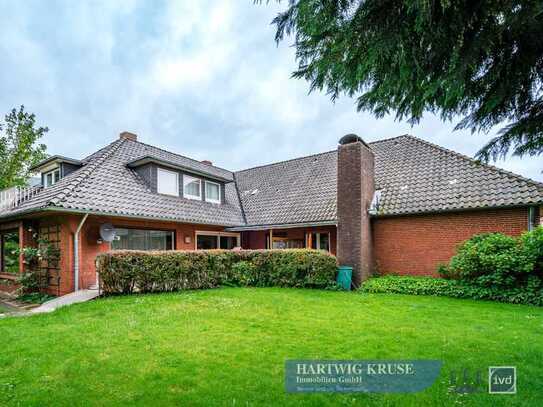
[[1, 131, 542, 295]]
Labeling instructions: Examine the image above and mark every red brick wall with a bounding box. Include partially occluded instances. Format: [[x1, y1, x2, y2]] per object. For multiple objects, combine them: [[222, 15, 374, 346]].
[[63, 214, 226, 294], [337, 139, 374, 285], [0, 213, 229, 296], [242, 231, 267, 250], [372, 207, 531, 277]]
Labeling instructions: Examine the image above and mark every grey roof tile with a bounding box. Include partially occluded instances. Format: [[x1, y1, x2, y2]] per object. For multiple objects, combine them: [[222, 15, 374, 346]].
[[234, 151, 337, 226], [235, 135, 543, 223], [2, 139, 244, 226], [2, 134, 542, 226]]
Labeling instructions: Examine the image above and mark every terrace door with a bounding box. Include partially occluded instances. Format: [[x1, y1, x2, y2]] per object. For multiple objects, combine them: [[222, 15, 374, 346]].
[[0, 230, 19, 275]]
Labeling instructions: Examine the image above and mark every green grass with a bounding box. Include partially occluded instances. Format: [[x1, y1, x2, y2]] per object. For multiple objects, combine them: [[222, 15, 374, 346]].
[[0, 288, 542, 406]]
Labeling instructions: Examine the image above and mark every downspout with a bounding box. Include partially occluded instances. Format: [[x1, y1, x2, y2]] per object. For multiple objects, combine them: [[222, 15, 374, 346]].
[[74, 213, 89, 291]]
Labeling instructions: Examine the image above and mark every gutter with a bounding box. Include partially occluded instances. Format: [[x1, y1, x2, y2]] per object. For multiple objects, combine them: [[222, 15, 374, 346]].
[[74, 213, 89, 291], [225, 220, 338, 232], [0, 206, 243, 228]]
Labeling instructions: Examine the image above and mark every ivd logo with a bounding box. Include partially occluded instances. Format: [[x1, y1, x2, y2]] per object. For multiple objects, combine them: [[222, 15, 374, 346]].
[[488, 366, 516, 394]]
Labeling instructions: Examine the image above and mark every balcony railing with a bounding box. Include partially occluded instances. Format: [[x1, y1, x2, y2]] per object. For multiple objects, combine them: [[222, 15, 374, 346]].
[[0, 185, 43, 212]]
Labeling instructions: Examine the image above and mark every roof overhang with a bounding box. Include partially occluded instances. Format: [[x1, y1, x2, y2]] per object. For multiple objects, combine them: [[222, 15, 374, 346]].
[[30, 155, 83, 172], [0, 206, 243, 227], [225, 220, 337, 232], [127, 156, 232, 183]]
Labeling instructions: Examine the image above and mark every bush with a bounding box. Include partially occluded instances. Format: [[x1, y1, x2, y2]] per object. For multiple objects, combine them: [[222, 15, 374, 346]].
[[361, 275, 543, 306], [96, 249, 338, 295], [448, 233, 533, 288], [522, 226, 543, 275], [16, 270, 49, 294], [442, 228, 543, 303], [363, 227, 543, 306]]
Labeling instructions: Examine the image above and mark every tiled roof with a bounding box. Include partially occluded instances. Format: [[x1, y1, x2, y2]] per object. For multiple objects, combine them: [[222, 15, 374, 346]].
[[235, 135, 543, 223], [1, 134, 542, 226], [2, 138, 244, 226], [234, 151, 337, 226], [372, 135, 543, 215]]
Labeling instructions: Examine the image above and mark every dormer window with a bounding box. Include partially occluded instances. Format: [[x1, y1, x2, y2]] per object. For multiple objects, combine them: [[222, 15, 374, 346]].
[[205, 181, 220, 204], [183, 175, 201, 200], [44, 168, 60, 187], [157, 168, 179, 196]]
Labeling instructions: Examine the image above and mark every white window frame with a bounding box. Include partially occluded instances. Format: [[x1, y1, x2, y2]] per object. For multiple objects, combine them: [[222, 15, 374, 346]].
[[183, 175, 201, 200], [157, 168, 179, 197], [205, 181, 221, 204], [195, 231, 240, 250], [44, 168, 60, 187]]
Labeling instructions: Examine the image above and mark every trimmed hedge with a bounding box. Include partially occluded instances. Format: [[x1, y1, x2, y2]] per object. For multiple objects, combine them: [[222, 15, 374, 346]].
[[361, 275, 543, 306], [96, 249, 338, 294]]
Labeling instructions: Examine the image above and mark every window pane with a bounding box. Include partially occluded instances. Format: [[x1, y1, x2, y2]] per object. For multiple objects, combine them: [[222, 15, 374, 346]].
[[220, 236, 237, 249], [272, 238, 303, 249], [157, 168, 179, 196], [184, 175, 201, 199], [44, 169, 61, 187], [310, 233, 330, 251], [149, 230, 174, 250], [319, 233, 330, 251], [111, 228, 174, 251], [206, 182, 220, 203], [310, 233, 318, 249], [1, 230, 19, 274], [197, 235, 218, 250]]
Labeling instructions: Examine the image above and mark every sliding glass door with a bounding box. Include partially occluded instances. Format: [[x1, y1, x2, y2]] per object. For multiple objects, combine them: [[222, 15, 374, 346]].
[[196, 232, 240, 250]]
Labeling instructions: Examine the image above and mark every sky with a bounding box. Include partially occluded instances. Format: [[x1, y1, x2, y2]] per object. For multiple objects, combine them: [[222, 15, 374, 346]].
[[0, 0, 541, 181]]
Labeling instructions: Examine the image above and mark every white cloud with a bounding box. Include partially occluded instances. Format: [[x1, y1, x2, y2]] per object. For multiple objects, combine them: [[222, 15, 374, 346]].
[[0, 0, 540, 182]]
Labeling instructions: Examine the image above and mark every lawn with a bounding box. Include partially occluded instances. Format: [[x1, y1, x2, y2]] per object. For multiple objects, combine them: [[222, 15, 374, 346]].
[[0, 288, 542, 406]]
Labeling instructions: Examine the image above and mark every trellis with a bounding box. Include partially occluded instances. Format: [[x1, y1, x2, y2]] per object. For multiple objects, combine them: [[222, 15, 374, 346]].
[[38, 224, 61, 295]]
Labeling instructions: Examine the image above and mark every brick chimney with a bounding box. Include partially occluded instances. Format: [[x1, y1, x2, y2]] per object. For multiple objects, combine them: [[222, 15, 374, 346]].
[[119, 131, 137, 141], [201, 160, 213, 165], [337, 134, 375, 287]]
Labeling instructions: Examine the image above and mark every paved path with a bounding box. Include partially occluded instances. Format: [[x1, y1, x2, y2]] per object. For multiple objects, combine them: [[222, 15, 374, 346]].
[[30, 289, 101, 314]]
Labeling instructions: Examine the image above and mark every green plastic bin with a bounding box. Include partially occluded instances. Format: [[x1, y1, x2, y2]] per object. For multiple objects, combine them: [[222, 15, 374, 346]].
[[337, 266, 353, 291]]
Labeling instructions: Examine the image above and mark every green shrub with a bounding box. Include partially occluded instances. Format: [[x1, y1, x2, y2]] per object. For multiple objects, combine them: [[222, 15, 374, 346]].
[[361, 275, 543, 306], [522, 226, 543, 275], [443, 228, 543, 303], [16, 270, 49, 294], [436, 263, 455, 280], [449, 233, 533, 287], [230, 261, 257, 286], [364, 227, 543, 306], [17, 292, 55, 304], [96, 249, 337, 295]]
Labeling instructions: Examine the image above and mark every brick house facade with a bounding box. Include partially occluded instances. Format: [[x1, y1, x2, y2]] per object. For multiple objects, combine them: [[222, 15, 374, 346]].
[[372, 207, 536, 277], [1, 132, 542, 294]]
